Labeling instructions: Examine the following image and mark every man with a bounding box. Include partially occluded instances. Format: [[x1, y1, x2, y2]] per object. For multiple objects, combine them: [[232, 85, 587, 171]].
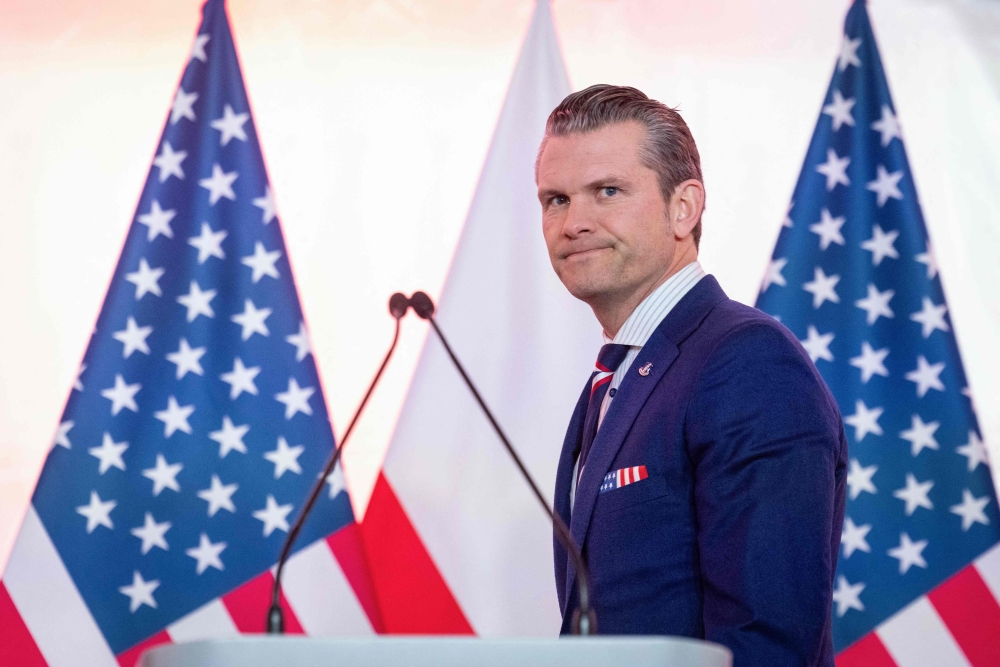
[[536, 84, 848, 665]]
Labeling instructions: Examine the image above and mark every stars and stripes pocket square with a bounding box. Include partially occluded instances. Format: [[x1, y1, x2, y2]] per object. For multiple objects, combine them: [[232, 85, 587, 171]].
[[600, 465, 649, 494]]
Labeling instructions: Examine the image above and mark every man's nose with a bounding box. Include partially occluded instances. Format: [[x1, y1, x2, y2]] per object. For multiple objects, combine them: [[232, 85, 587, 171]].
[[562, 201, 595, 238]]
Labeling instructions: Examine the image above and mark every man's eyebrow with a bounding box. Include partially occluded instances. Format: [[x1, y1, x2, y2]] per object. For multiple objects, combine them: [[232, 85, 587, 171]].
[[537, 187, 564, 200], [584, 175, 627, 190]]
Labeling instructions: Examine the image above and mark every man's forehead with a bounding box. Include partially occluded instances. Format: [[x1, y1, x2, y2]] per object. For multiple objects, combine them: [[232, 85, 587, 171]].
[[537, 123, 645, 186]]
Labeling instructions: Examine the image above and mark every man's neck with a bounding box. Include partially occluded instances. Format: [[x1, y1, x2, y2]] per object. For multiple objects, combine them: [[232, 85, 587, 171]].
[[595, 247, 698, 339]]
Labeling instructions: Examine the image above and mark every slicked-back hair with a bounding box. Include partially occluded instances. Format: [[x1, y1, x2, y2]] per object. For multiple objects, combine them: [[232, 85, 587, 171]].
[[537, 84, 704, 248]]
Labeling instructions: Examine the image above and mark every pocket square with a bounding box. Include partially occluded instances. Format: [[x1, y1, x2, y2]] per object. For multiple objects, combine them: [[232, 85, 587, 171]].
[[600, 465, 648, 494]]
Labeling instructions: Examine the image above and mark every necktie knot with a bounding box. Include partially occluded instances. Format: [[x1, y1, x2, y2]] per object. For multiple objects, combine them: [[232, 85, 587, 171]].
[[595, 343, 630, 374]]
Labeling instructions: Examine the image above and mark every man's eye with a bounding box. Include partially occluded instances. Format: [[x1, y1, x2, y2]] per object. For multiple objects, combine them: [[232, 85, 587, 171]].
[[552, 195, 569, 206], [603, 187, 618, 196]]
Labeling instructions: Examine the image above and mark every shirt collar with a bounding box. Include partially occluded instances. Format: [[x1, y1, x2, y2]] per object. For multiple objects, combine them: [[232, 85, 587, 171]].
[[602, 261, 706, 347]]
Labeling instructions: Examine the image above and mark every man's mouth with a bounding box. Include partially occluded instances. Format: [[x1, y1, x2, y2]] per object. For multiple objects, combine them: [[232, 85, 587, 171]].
[[563, 246, 611, 260]]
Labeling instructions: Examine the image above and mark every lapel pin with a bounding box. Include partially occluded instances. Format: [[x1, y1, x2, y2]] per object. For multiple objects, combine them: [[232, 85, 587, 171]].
[[638, 362, 652, 376]]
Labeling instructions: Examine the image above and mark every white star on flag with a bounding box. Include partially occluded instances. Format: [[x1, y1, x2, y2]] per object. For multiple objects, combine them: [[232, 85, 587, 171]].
[[816, 148, 851, 191], [950, 490, 990, 531], [841, 517, 872, 558], [142, 454, 183, 496], [231, 299, 272, 340], [136, 200, 176, 242], [170, 88, 198, 125], [844, 400, 884, 442], [894, 473, 934, 516], [860, 224, 899, 265], [125, 258, 165, 300], [53, 420, 74, 449], [909, 297, 949, 338], [866, 165, 904, 207], [209, 415, 250, 457], [241, 242, 281, 283], [905, 355, 946, 398], [822, 90, 856, 131], [197, 475, 238, 517], [915, 243, 938, 279], [113, 316, 153, 358], [957, 431, 989, 472], [899, 414, 940, 457], [871, 105, 901, 146], [782, 201, 794, 228], [838, 35, 862, 71], [130, 513, 171, 555], [253, 495, 293, 537], [101, 374, 141, 415], [832, 575, 865, 617], [286, 321, 311, 362], [847, 459, 878, 500], [220, 358, 261, 399], [76, 490, 116, 533], [186, 533, 227, 575], [849, 341, 889, 383], [210, 104, 250, 146], [176, 281, 217, 322], [189, 33, 210, 62], [264, 437, 305, 479], [165, 338, 206, 379], [154, 396, 195, 438], [326, 464, 347, 499], [275, 378, 315, 419], [152, 141, 187, 182], [119, 571, 159, 613], [800, 325, 835, 363], [761, 257, 788, 293], [803, 266, 841, 308], [73, 363, 86, 392], [89, 432, 128, 474], [854, 283, 894, 325], [188, 222, 228, 264], [809, 208, 846, 250], [888, 532, 928, 574], [199, 163, 238, 205], [252, 185, 278, 224]]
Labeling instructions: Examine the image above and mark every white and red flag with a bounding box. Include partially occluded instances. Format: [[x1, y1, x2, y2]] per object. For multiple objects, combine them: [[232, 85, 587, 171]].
[[359, 0, 601, 635]]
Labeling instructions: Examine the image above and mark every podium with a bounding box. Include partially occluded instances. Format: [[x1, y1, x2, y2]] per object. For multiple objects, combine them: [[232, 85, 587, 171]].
[[139, 636, 732, 667]]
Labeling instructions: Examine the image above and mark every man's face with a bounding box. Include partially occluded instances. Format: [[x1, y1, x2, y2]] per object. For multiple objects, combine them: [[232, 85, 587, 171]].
[[537, 121, 675, 309]]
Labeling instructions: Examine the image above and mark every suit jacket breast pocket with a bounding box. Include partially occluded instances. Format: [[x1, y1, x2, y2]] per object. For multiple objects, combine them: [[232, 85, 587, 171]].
[[595, 474, 669, 515]]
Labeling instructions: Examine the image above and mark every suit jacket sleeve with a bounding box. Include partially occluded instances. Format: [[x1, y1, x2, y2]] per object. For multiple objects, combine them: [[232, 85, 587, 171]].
[[685, 320, 846, 665]]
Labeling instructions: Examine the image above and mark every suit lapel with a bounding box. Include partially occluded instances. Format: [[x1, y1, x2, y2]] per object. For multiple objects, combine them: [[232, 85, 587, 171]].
[[562, 276, 728, 602]]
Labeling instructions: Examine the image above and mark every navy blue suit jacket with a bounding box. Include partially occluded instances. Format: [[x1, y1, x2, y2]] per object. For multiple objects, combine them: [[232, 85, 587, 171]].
[[554, 276, 848, 666]]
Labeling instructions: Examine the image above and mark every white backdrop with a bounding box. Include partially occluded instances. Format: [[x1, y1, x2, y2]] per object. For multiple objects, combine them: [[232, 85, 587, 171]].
[[2, 0, 1000, 571]]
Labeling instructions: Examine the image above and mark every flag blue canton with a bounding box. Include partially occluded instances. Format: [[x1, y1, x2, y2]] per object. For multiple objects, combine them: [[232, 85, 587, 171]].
[[31, 0, 353, 654], [756, 0, 1000, 652]]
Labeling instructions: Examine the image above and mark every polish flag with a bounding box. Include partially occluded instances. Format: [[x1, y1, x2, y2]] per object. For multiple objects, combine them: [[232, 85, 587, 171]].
[[359, 0, 601, 635]]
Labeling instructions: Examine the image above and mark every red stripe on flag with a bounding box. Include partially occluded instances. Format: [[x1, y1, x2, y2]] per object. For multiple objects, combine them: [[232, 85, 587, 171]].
[[836, 632, 897, 667], [327, 522, 386, 633], [928, 564, 1000, 667], [0, 580, 47, 667], [359, 472, 474, 634], [222, 570, 304, 634], [116, 630, 171, 667]]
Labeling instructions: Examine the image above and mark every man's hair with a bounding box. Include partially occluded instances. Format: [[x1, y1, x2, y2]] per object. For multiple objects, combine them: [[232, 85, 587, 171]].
[[538, 84, 704, 248]]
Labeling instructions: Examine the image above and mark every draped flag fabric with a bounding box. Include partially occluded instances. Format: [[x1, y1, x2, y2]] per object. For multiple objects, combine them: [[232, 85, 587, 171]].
[[359, 0, 602, 635], [756, 2, 1000, 665], [0, 2, 380, 665]]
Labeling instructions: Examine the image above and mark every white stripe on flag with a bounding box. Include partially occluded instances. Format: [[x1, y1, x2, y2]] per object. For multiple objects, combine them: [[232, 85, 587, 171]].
[[2, 505, 117, 666], [974, 541, 1000, 602], [877, 596, 972, 667], [167, 598, 239, 643], [280, 538, 373, 636]]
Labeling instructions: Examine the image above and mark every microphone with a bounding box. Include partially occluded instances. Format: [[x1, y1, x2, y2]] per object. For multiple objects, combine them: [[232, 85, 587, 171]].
[[266, 293, 409, 633], [408, 291, 597, 635]]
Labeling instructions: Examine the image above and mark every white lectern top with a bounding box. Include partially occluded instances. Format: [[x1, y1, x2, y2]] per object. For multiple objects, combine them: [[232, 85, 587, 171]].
[[139, 635, 732, 667]]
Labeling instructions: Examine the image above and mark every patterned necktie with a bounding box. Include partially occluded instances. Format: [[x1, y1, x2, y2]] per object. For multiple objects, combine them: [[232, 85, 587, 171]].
[[577, 343, 630, 479]]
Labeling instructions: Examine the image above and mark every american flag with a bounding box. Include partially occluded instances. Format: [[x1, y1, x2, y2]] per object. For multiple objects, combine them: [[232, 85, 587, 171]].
[[756, 1, 1000, 664], [0, 2, 379, 665]]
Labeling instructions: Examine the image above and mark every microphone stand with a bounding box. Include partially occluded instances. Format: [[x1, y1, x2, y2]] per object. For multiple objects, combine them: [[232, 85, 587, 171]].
[[408, 291, 596, 635], [266, 294, 410, 633]]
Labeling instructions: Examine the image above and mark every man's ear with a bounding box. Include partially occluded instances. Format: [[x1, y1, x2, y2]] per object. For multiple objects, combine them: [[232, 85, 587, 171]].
[[670, 179, 705, 240]]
